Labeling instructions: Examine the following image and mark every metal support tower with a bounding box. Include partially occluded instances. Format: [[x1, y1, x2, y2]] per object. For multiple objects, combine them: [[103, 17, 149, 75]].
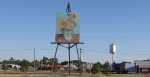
[[52, 2, 84, 76]]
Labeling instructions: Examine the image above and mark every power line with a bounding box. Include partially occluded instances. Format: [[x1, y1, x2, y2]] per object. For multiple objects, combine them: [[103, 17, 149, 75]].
[[0, 48, 53, 52]]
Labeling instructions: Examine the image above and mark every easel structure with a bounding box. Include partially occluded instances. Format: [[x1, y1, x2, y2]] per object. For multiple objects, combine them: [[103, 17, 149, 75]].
[[51, 42, 84, 74], [51, 2, 84, 76]]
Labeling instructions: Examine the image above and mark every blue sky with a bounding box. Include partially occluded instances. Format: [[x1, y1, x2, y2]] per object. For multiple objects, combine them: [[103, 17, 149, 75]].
[[0, 0, 150, 63]]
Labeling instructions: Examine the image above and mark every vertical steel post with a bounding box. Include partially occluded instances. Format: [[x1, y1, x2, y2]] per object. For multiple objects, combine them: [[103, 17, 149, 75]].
[[75, 44, 81, 73], [68, 44, 71, 76], [66, 2, 72, 76], [53, 44, 59, 72], [80, 48, 82, 73]]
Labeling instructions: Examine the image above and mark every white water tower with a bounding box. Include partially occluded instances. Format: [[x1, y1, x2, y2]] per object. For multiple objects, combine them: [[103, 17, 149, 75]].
[[109, 43, 117, 64]]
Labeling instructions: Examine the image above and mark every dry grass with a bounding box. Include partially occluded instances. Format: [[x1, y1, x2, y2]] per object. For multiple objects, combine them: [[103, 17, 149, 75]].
[[0, 73, 149, 77]]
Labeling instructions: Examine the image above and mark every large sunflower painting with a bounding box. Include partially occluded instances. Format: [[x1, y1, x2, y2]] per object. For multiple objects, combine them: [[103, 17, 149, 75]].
[[56, 12, 80, 43]]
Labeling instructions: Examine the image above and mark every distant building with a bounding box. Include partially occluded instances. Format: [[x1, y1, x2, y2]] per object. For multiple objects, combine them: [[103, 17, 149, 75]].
[[6, 64, 21, 71], [82, 62, 93, 72], [113, 62, 136, 73], [135, 60, 150, 73], [120, 62, 136, 73], [112, 60, 150, 74], [64, 63, 78, 71], [38, 64, 64, 71]]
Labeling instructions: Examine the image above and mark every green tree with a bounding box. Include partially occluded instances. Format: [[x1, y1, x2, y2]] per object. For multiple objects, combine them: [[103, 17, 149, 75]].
[[2, 60, 9, 70], [102, 62, 111, 74], [40, 56, 48, 64], [49, 58, 58, 64], [61, 61, 68, 65], [91, 62, 103, 74], [19, 59, 31, 72], [40, 57, 58, 65], [15, 60, 21, 65]]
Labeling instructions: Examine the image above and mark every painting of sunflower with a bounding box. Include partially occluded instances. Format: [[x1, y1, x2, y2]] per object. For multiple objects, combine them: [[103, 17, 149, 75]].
[[56, 12, 80, 43]]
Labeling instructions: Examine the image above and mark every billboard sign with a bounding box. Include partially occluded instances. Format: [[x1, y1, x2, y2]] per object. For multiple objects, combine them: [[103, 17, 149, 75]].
[[56, 12, 80, 43]]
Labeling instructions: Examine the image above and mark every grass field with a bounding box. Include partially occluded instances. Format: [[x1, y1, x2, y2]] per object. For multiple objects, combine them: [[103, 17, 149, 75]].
[[0, 73, 149, 77]]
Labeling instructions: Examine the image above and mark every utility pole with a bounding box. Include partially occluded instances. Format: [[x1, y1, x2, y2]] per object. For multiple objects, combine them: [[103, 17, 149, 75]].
[[33, 48, 36, 72], [80, 48, 83, 73]]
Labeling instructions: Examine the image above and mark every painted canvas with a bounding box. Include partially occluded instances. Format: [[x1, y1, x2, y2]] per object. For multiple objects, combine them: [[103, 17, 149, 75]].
[[56, 12, 80, 43]]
